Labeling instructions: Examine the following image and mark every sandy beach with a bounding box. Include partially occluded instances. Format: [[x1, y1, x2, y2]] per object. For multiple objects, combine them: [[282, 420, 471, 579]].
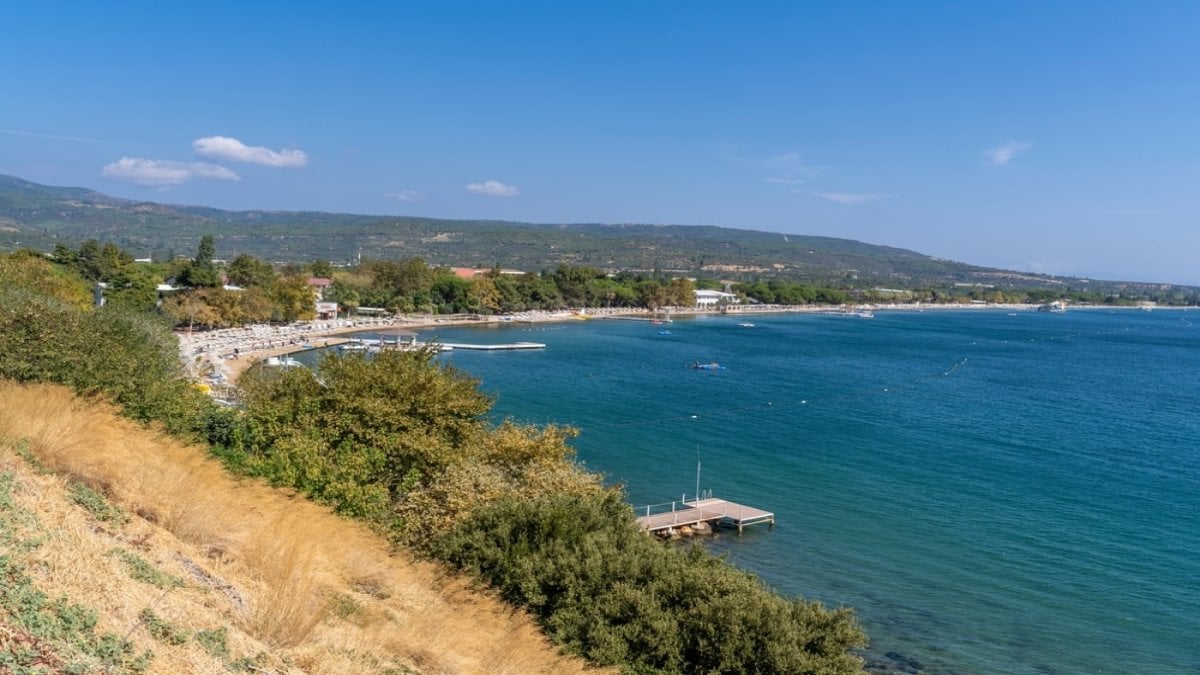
[[178, 302, 1046, 391], [180, 308, 650, 387]]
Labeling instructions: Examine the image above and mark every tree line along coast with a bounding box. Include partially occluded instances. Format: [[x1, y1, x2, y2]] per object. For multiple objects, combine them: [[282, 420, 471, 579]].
[[0, 240, 872, 673], [40, 235, 1193, 337]]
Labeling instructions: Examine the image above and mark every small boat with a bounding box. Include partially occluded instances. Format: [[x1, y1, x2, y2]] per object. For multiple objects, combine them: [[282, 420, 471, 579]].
[[691, 362, 726, 371], [737, 322, 755, 328]]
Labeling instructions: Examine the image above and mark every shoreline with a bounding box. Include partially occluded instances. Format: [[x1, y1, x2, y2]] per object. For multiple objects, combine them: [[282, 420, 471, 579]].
[[178, 301, 1171, 389]]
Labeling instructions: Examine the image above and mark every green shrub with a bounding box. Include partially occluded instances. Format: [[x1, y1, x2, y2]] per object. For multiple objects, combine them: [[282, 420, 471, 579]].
[[0, 555, 153, 672], [194, 626, 230, 659], [0, 471, 43, 552], [0, 287, 217, 439], [139, 608, 190, 646], [108, 548, 185, 590], [68, 481, 129, 526], [432, 491, 867, 674]]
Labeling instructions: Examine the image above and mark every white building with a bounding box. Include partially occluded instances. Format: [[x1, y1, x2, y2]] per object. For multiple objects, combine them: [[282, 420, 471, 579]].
[[693, 289, 740, 308]]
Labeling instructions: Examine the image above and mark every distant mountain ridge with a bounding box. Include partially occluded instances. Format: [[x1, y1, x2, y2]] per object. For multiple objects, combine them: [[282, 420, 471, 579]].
[[0, 174, 1181, 294]]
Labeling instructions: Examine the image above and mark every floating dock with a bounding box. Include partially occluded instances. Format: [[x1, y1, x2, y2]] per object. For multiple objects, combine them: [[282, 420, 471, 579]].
[[438, 341, 546, 351], [635, 497, 775, 534]]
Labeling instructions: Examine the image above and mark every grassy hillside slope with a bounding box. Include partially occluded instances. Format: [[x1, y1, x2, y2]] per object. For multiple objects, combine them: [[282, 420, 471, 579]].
[[0, 174, 1062, 289], [0, 381, 598, 674]]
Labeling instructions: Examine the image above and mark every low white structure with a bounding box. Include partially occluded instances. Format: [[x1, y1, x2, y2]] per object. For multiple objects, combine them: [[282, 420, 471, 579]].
[[315, 301, 339, 320], [694, 290, 740, 308]]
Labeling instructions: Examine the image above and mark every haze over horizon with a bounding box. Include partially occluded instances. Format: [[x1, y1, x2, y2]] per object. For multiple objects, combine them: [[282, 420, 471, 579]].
[[2, 2, 1197, 285]]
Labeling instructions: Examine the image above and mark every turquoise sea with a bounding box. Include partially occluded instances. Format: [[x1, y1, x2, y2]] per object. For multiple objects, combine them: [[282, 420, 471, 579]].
[[335, 310, 1200, 673]]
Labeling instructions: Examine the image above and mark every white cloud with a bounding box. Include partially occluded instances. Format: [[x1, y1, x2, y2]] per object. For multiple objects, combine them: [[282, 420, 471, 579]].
[[101, 157, 240, 186], [984, 140, 1032, 167], [193, 136, 308, 167], [813, 191, 886, 204], [465, 180, 519, 197], [385, 189, 425, 202]]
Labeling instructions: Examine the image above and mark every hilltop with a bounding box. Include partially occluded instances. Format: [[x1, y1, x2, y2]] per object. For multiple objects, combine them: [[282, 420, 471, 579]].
[[0, 174, 1113, 292]]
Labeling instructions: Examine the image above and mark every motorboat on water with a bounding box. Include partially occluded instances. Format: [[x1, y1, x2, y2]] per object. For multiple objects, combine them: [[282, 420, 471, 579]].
[[691, 362, 726, 371], [737, 322, 755, 327]]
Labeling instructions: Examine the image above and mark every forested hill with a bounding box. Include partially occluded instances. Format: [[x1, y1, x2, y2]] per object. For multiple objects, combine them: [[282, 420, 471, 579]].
[[0, 174, 1157, 293]]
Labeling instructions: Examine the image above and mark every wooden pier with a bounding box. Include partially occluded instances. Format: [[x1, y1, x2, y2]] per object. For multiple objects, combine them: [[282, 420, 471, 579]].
[[635, 497, 775, 534]]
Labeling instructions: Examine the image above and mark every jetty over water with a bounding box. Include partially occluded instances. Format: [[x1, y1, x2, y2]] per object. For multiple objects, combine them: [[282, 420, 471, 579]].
[[635, 497, 775, 534], [438, 341, 545, 351]]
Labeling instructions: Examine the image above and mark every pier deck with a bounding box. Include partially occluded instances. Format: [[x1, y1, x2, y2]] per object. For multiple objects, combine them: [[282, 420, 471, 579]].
[[438, 341, 545, 351], [635, 497, 774, 534]]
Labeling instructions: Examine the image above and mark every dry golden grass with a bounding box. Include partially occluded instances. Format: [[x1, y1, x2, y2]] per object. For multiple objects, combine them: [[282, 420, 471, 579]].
[[0, 381, 603, 674]]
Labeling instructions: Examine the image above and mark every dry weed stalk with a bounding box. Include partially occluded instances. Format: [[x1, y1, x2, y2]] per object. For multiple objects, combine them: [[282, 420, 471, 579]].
[[0, 381, 600, 674]]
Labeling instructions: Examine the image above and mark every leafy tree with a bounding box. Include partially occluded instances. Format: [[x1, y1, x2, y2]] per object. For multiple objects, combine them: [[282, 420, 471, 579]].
[[309, 259, 334, 278], [270, 275, 316, 322], [516, 273, 564, 309], [161, 290, 221, 331], [196, 234, 216, 266], [53, 242, 79, 266], [179, 235, 222, 288], [75, 239, 104, 281], [430, 274, 471, 314], [664, 277, 696, 306], [330, 284, 361, 314], [467, 275, 502, 313], [226, 253, 276, 288], [636, 279, 669, 309]]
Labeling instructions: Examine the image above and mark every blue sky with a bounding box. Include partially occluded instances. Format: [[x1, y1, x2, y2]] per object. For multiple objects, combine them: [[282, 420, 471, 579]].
[[2, 2, 1198, 284]]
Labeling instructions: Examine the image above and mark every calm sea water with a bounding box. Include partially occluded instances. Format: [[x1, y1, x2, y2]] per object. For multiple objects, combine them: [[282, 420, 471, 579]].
[[335, 310, 1200, 673]]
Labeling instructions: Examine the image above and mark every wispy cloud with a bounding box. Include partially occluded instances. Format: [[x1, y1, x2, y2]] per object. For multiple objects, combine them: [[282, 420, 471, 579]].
[[465, 180, 519, 197], [813, 191, 886, 204], [984, 140, 1032, 167], [762, 151, 802, 167], [193, 136, 308, 168], [0, 128, 125, 146], [101, 157, 240, 186], [385, 189, 424, 202], [724, 148, 818, 187]]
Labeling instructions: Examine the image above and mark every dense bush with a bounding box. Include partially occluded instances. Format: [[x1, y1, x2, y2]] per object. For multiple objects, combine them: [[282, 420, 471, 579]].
[[432, 491, 866, 674], [226, 350, 866, 674], [226, 349, 599, 530], [0, 286, 215, 437]]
